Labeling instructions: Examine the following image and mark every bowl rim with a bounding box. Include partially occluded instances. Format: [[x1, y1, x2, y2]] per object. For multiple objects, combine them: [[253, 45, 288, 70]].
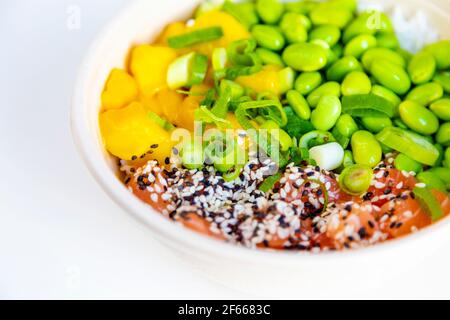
[[71, 0, 450, 265]]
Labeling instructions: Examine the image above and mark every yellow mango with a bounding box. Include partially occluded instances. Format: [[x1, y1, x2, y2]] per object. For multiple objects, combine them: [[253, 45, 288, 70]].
[[129, 45, 178, 96], [187, 11, 250, 56], [99, 101, 175, 163], [236, 65, 283, 95], [101, 69, 138, 110], [156, 88, 185, 125], [155, 22, 187, 45]]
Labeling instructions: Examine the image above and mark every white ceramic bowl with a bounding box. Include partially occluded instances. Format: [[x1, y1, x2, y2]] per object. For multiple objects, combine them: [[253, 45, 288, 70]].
[[72, 0, 450, 297]]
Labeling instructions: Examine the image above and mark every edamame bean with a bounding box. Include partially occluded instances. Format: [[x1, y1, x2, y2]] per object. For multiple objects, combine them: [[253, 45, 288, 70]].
[[286, 90, 311, 120], [375, 32, 399, 50], [343, 11, 393, 43], [311, 95, 342, 131], [435, 143, 445, 167], [280, 13, 308, 44], [394, 153, 422, 174], [255, 48, 285, 66], [310, 6, 353, 28], [307, 81, 341, 107], [393, 118, 408, 130], [445, 147, 450, 168], [433, 71, 450, 94], [339, 164, 373, 195], [309, 25, 341, 47], [222, 1, 259, 29], [282, 43, 328, 71], [371, 85, 401, 109], [343, 150, 355, 168], [331, 44, 343, 59], [285, 0, 318, 15], [335, 114, 358, 137], [341, 71, 372, 96], [294, 71, 323, 95], [428, 167, 450, 190], [361, 116, 393, 133], [344, 34, 377, 59], [251, 25, 285, 51], [370, 58, 411, 95], [326, 56, 362, 81], [396, 47, 413, 64], [423, 40, 450, 70], [279, 67, 296, 94], [256, 0, 284, 24], [399, 100, 439, 135], [416, 171, 447, 193], [430, 98, 450, 121], [361, 47, 406, 70], [436, 122, 450, 146], [407, 51, 436, 85], [406, 82, 443, 106], [351, 130, 382, 167]]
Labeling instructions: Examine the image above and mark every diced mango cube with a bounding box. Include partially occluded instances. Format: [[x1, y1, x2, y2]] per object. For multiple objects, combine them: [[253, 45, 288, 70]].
[[101, 69, 138, 110]]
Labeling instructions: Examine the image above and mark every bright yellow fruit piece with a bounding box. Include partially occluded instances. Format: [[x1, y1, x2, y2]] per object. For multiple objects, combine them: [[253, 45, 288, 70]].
[[130, 45, 178, 96], [236, 65, 283, 95], [155, 22, 187, 45], [99, 101, 175, 162], [101, 68, 138, 110]]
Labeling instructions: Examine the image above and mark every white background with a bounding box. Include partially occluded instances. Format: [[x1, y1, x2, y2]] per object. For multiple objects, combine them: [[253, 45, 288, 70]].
[[0, 0, 246, 299], [1, 0, 450, 300]]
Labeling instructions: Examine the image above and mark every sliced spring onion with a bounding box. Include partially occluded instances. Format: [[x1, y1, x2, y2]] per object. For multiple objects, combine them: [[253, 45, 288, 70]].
[[212, 47, 228, 71], [223, 165, 244, 182], [299, 130, 336, 149], [195, 105, 232, 129], [148, 111, 175, 131], [235, 100, 287, 130], [259, 172, 282, 192], [376, 127, 440, 166], [413, 187, 444, 222], [168, 26, 224, 49], [331, 126, 350, 149], [210, 85, 232, 119], [282, 107, 315, 139], [222, 1, 259, 29], [342, 94, 396, 118], [225, 39, 262, 80], [167, 52, 208, 89], [339, 164, 373, 195], [309, 142, 344, 171]]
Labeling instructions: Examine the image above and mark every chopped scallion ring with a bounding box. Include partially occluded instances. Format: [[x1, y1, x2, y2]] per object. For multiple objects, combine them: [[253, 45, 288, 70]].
[[168, 26, 224, 49], [167, 52, 208, 89]]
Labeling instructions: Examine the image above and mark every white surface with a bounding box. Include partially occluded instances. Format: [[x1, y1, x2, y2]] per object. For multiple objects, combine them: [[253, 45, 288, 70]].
[[1, 0, 450, 300]]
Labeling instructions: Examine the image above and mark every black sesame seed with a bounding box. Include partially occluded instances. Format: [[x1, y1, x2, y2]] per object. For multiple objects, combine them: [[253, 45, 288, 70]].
[[151, 144, 159, 149], [131, 155, 137, 161]]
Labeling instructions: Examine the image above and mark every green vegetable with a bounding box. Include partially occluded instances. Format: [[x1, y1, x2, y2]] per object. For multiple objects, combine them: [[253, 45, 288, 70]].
[[433, 71, 450, 94], [413, 187, 444, 222], [399, 100, 439, 135], [282, 107, 315, 138], [148, 111, 175, 131], [370, 58, 411, 95], [299, 130, 336, 149], [376, 32, 399, 50], [407, 51, 436, 85], [436, 122, 450, 146], [235, 100, 287, 130], [339, 164, 373, 195], [309, 5, 353, 28], [167, 52, 208, 89], [342, 150, 355, 167], [251, 24, 285, 51], [286, 90, 311, 120], [344, 34, 377, 59], [428, 167, 450, 190], [168, 27, 223, 49], [361, 116, 392, 133], [343, 11, 392, 43], [430, 98, 450, 121], [416, 172, 447, 193], [406, 82, 443, 106], [259, 172, 282, 192], [295, 72, 323, 95], [280, 12, 309, 44], [181, 140, 204, 170], [311, 95, 342, 131], [223, 1, 259, 29], [394, 153, 422, 174], [376, 127, 440, 166], [260, 120, 293, 152], [309, 142, 344, 171], [342, 94, 396, 118], [307, 81, 341, 107], [256, 0, 285, 24], [361, 47, 405, 70], [278, 67, 296, 94], [309, 25, 341, 46], [341, 71, 372, 96], [282, 43, 328, 72], [371, 85, 401, 109], [335, 114, 358, 137], [326, 56, 362, 81], [255, 48, 285, 67], [422, 40, 450, 70], [351, 130, 382, 167]]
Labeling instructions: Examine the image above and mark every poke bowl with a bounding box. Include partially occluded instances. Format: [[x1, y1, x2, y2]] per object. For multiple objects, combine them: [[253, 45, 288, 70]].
[[72, 0, 450, 297]]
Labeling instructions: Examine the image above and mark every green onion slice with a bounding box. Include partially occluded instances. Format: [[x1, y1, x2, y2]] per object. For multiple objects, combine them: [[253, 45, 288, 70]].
[[195, 106, 232, 129], [235, 100, 287, 130], [342, 94, 396, 118], [148, 111, 174, 131], [223, 165, 244, 182], [376, 127, 440, 166], [167, 52, 208, 89], [299, 130, 336, 149], [168, 26, 224, 49], [259, 172, 282, 192], [413, 187, 444, 221]]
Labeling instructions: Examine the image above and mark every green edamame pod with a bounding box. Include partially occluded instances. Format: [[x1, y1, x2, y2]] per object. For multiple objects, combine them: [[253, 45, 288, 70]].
[[344, 34, 377, 59], [251, 25, 285, 51], [307, 81, 341, 107], [343, 11, 393, 43], [309, 5, 353, 28], [335, 114, 359, 137], [371, 85, 401, 110], [370, 58, 411, 95], [361, 47, 406, 71], [285, 1, 318, 15], [393, 118, 408, 130], [433, 71, 450, 94], [256, 0, 285, 24], [361, 116, 393, 134], [351, 130, 382, 167], [406, 82, 443, 106], [399, 100, 439, 135], [430, 98, 450, 121], [326, 56, 362, 81], [309, 25, 341, 47], [436, 123, 450, 146], [416, 171, 447, 193], [282, 43, 328, 71], [407, 51, 436, 85], [423, 40, 450, 70], [255, 48, 285, 67], [279, 13, 308, 44], [294, 71, 323, 95], [376, 32, 399, 50], [341, 71, 372, 96], [394, 153, 422, 174], [286, 90, 311, 120], [311, 95, 342, 131]]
